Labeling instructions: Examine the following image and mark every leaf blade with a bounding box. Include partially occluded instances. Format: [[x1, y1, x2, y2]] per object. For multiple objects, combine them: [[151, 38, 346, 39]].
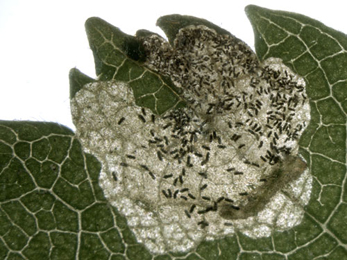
[[83, 17, 185, 115], [246, 4, 347, 257], [0, 121, 155, 259]]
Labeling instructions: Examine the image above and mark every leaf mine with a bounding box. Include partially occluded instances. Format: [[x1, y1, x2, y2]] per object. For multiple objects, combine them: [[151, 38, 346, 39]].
[[71, 17, 312, 254]]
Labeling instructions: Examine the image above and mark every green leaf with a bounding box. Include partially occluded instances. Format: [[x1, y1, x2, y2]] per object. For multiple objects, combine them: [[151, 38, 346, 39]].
[[82, 17, 185, 115], [0, 121, 241, 259], [0, 121, 148, 259], [2, 5, 347, 260], [69, 68, 96, 99], [246, 4, 347, 258]]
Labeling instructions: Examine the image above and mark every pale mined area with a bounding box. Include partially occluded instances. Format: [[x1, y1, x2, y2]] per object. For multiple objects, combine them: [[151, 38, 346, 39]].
[[71, 25, 312, 253]]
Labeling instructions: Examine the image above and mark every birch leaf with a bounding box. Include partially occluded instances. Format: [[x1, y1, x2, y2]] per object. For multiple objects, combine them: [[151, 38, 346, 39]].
[[1, 5, 347, 260]]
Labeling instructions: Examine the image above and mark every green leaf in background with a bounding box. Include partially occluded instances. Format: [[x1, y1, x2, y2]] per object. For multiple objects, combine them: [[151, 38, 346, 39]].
[[0, 121, 134, 260], [82, 17, 185, 115], [246, 4, 347, 258], [69, 68, 96, 99], [1, 5, 347, 260]]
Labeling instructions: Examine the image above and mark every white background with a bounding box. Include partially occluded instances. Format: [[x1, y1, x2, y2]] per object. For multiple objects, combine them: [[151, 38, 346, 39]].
[[1, 0, 346, 131]]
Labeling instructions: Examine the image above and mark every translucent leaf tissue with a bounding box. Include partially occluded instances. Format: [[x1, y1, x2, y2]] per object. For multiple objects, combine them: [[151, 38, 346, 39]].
[[71, 14, 312, 253]]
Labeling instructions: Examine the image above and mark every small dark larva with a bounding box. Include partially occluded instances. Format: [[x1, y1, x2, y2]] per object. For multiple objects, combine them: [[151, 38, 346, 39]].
[[126, 154, 136, 159], [173, 190, 179, 199], [112, 171, 117, 181], [148, 171, 156, 180], [180, 195, 188, 201], [200, 184, 208, 191], [157, 151, 163, 161], [190, 204, 196, 213], [120, 162, 128, 167], [198, 172, 208, 178], [73, 20, 312, 255], [188, 193, 196, 199], [185, 210, 191, 218], [118, 117, 125, 125], [197, 221, 209, 228], [138, 114, 146, 123], [217, 197, 224, 203], [162, 190, 169, 198]]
